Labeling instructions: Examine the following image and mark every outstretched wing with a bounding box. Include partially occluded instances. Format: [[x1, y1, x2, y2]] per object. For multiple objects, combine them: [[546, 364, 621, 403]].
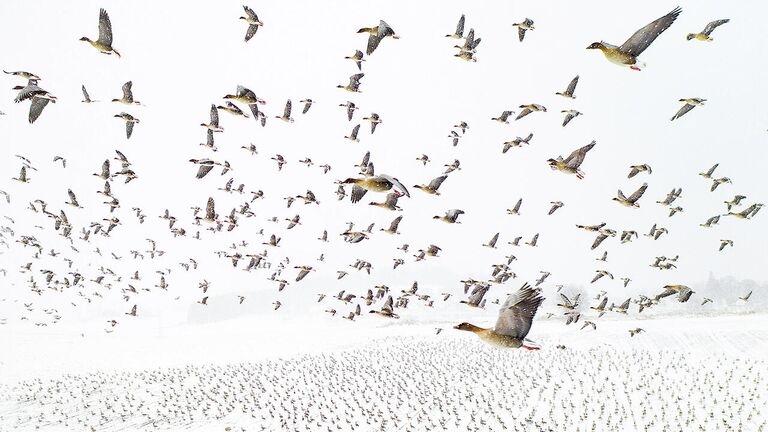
[[28, 97, 51, 124], [670, 103, 695, 121], [350, 185, 367, 204], [428, 175, 447, 191], [566, 75, 579, 95], [196, 164, 214, 179], [495, 283, 544, 339], [205, 197, 216, 220], [380, 174, 410, 197], [564, 141, 596, 169], [98, 8, 114, 47], [367, 34, 383, 55], [627, 183, 648, 203], [388, 215, 402, 231], [702, 19, 729, 36], [619, 7, 682, 57]]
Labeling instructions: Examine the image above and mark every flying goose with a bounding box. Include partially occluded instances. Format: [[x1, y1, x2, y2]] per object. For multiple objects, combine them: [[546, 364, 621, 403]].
[[655, 285, 693, 303], [446, 14, 465, 39], [299, 99, 313, 114], [548, 141, 596, 179], [342, 175, 410, 203], [80, 9, 121, 57], [502, 133, 533, 153], [628, 164, 652, 178], [454, 283, 544, 349], [200, 104, 223, 131], [337, 73, 364, 93], [483, 233, 500, 248], [516, 104, 546, 120], [710, 177, 731, 192], [275, 99, 294, 122], [217, 101, 249, 118], [587, 7, 682, 70], [362, 113, 382, 133], [548, 201, 564, 215], [112, 81, 140, 105], [370, 295, 399, 318], [671, 98, 705, 121], [512, 18, 535, 42], [358, 20, 399, 55], [339, 101, 357, 121], [687, 19, 729, 42], [344, 50, 365, 70], [223, 85, 266, 118], [380, 216, 403, 234], [413, 175, 447, 195], [699, 163, 719, 179], [369, 192, 402, 211], [556, 75, 579, 98], [434, 209, 464, 224], [506, 198, 522, 215], [240, 6, 263, 42], [561, 110, 581, 127], [345, 124, 361, 142], [613, 183, 648, 208], [113, 113, 139, 139], [491, 110, 515, 123], [81, 85, 96, 103]]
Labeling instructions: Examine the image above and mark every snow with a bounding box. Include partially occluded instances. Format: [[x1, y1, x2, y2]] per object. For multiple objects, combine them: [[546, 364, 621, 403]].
[[1, 313, 766, 431]]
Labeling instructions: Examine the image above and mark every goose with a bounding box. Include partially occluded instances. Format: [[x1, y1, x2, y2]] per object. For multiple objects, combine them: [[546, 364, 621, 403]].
[[275, 99, 294, 122], [80, 9, 121, 57], [380, 216, 403, 234], [369, 296, 399, 318], [369, 192, 402, 211], [507, 198, 522, 215], [556, 75, 579, 98], [81, 85, 96, 103], [299, 99, 313, 114], [342, 175, 410, 203], [113, 113, 139, 139], [217, 101, 249, 118], [240, 6, 263, 42], [454, 283, 544, 349], [628, 164, 652, 178], [413, 175, 447, 195], [613, 183, 648, 208], [513, 18, 535, 41], [547, 141, 596, 179], [337, 73, 364, 93], [344, 124, 361, 142], [112, 81, 140, 105], [587, 7, 681, 70], [561, 110, 582, 127], [671, 98, 705, 121], [344, 50, 365, 70], [362, 113, 382, 133], [699, 163, 718, 179], [201, 104, 223, 132], [516, 104, 546, 120], [687, 19, 729, 42], [433, 209, 464, 224], [358, 20, 399, 55], [446, 14, 465, 39]]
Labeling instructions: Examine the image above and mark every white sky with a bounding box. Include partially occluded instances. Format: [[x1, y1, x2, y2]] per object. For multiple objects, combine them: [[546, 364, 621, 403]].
[[0, 0, 766, 329]]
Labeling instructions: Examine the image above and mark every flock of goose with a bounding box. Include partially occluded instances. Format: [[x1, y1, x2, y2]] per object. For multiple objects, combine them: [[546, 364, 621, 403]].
[[0, 3, 766, 429], [0, 4, 763, 344]]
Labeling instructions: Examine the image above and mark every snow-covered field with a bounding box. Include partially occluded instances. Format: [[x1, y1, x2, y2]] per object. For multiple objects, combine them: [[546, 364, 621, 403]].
[[1, 313, 766, 431]]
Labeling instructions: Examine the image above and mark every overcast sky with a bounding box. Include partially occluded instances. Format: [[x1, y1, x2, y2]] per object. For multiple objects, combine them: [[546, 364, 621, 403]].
[[0, 0, 765, 329]]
